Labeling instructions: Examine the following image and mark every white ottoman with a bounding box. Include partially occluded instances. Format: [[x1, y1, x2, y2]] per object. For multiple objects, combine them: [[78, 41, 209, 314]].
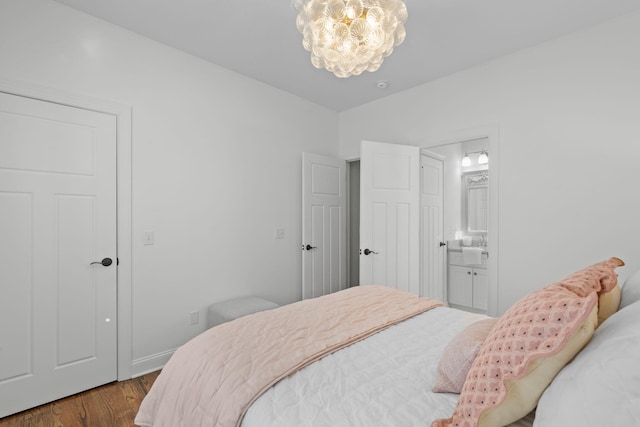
[[207, 296, 279, 328]]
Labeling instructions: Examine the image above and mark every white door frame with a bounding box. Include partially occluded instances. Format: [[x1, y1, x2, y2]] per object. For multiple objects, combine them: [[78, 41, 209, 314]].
[[422, 124, 500, 316], [0, 79, 133, 380]]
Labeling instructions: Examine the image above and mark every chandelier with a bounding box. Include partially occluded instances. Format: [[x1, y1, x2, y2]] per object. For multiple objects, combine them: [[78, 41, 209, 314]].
[[293, 0, 408, 78]]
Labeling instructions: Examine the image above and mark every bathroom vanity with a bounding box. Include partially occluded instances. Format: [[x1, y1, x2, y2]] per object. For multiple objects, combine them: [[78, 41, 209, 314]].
[[447, 168, 489, 313], [447, 247, 488, 313]]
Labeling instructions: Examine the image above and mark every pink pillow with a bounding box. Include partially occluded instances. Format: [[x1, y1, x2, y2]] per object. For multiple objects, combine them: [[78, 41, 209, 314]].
[[433, 318, 498, 393], [555, 257, 623, 297], [432, 257, 623, 427]]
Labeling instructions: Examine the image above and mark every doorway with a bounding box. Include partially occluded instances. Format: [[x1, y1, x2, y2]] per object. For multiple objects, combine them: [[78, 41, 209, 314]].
[[427, 138, 489, 246], [346, 149, 445, 299], [348, 160, 360, 287], [346, 129, 499, 315]]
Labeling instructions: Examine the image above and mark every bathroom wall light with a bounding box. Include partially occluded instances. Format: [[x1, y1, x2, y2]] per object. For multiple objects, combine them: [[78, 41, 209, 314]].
[[461, 150, 489, 167], [478, 151, 489, 164]]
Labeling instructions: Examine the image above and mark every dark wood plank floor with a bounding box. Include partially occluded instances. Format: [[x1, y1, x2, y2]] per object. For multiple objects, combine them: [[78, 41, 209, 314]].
[[0, 371, 160, 427]]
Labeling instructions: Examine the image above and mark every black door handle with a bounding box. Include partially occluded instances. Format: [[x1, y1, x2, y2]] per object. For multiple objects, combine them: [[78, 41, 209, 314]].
[[91, 257, 113, 267], [363, 249, 378, 255], [439, 242, 447, 247], [305, 244, 317, 251]]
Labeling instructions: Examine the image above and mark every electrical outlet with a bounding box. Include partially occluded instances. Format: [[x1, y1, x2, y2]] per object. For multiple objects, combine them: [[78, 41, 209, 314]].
[[189, 311, 199, 325]]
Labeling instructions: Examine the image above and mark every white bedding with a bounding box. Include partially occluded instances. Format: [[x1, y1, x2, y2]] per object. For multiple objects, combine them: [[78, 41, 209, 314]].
[[243, 306, 535, 427], [533, 298, 640, 426]]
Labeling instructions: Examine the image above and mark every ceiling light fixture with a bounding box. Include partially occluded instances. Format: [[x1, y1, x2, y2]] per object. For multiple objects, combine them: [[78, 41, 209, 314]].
[[293, 0, 408, 78]]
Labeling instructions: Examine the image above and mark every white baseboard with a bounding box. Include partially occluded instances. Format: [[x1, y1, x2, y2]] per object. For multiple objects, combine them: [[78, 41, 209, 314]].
[[131, 348, 176, 378]]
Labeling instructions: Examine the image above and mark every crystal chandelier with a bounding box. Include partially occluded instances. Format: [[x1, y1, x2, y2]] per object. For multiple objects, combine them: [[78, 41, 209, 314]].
[[293, 0, 408, 78]]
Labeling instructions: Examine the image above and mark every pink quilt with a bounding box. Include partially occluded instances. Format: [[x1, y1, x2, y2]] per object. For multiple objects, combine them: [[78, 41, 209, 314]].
[[135, 286, 443, 427]]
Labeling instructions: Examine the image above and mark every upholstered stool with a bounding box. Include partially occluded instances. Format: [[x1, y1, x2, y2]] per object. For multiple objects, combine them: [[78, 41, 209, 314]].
[[207, 296, 279, 328]]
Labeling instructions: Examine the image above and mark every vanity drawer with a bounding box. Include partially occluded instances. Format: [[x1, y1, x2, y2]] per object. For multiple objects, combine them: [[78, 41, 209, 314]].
[[448, 251, 488, 268]]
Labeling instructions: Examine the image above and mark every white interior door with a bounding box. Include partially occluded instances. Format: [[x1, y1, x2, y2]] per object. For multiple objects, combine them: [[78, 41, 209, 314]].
[[421, 153, 445, 300], [359, 141, 420, 295], [0, 92, 117, 417], [302, 153, 346, 299]]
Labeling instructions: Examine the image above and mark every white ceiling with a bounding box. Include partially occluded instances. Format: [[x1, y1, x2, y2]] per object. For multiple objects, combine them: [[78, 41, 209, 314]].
[[54, 0, 640, 112]]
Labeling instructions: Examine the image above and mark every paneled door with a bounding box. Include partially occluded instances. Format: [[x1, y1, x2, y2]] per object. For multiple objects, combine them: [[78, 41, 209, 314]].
[[0, 92, 117, 417], [421, 153, 445, 300], [302, 153, 346, 299], [359, 141, 420, 295]]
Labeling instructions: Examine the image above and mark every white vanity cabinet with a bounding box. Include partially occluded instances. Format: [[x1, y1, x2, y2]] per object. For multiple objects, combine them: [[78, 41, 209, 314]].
[[447, 251, 488, 313]]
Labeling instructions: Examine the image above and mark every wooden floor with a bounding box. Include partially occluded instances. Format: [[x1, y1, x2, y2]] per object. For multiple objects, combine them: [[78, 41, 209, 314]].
[[0, 371, 160, 427]]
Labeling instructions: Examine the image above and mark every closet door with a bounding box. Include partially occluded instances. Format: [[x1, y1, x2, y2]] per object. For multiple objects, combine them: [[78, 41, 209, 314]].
[[0, 91, 118, 417], [301, 153, 346, 299], [359, 141, 420, 295]]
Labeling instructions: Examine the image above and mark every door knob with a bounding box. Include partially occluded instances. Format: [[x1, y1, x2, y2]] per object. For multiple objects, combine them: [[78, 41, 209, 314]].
[[363, 249, 378, 255], [305, 244, 317, 251], [91, 257, 113, 267]]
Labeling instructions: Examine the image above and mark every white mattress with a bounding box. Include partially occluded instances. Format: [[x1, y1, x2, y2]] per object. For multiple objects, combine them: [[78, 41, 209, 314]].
[[243, 306, 535, 427]]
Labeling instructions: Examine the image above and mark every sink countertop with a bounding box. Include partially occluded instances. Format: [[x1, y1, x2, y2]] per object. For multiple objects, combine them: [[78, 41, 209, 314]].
[[447, 240, 489, 255]]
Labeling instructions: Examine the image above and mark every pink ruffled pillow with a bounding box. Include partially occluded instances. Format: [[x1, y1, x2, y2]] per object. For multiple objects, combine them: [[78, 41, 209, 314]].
[[432, 257, 623, 427], [433, 318, 498, 393], [556, 256, 624, 325], [555, 257, 622, 298]]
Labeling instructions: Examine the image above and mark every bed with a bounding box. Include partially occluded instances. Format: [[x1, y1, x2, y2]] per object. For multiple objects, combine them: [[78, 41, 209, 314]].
[[135, 258, 640, 427]]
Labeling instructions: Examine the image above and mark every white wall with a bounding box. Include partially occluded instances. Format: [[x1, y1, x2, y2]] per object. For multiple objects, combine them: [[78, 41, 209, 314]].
[[339, 11, 640, 313], [0, 0, 338, 374], [3, 0, 638, 375]]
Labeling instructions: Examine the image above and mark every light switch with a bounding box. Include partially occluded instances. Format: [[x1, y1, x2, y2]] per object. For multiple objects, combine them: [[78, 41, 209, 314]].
[[275, 228, 285, 239], [143, 231, 155, 245]]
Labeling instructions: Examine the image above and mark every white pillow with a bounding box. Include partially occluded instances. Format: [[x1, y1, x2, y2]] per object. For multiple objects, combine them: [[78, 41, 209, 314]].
[[534, 299, 640, 426], [620, 269, 640, 309]]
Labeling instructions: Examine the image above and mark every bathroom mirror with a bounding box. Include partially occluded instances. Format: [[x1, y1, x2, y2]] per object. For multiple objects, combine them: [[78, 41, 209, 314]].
[[462, 171, 488, 233]]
